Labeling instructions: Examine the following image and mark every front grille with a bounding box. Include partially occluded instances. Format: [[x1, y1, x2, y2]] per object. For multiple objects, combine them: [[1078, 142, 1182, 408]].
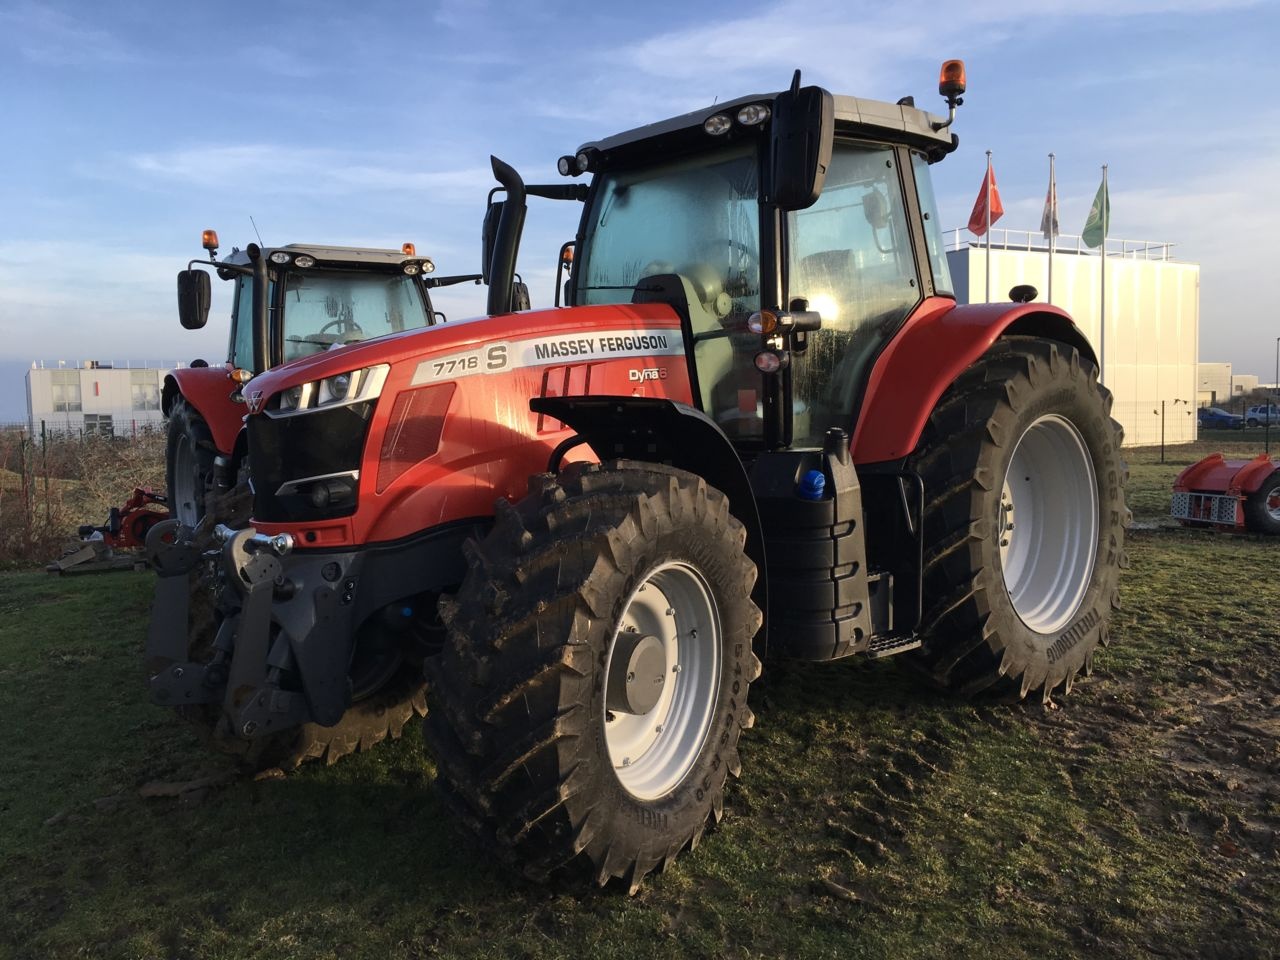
[[248, 401, 375, 522]]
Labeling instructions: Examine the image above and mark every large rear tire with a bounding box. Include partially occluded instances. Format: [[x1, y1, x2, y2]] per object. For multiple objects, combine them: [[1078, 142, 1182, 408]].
[[907, 337, 1127, 702], [423, 461, 762, 892]]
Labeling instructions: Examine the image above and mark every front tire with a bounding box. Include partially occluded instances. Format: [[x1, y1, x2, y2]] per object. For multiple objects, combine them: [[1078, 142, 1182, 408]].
[[423, 462, 761, 891], [166, 396, 216, 529], [907, 337, 1128, 702]]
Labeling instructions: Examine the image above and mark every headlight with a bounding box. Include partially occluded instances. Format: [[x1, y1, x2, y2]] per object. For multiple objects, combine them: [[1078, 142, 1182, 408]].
[[703, 113, 732, 136], [269, 251, 292, 265], [322, 372, 354, 403], [265, 364, 390, 418]]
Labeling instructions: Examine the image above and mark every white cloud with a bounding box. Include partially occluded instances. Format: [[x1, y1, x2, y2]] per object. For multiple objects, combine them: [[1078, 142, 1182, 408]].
[[111, 145, 495, 199]]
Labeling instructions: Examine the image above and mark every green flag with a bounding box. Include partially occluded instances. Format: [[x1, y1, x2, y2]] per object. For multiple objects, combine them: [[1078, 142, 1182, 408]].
[[1082, 173, 1109, 248]]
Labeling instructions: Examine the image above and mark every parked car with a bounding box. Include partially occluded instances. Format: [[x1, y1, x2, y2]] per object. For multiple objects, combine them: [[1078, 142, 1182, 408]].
[[1245, 404, 1280, 427], [1199, 407, 1245, 430]]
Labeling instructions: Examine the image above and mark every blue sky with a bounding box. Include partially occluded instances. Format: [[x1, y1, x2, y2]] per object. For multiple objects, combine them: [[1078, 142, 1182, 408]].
[[1, 0, 1276, 419]]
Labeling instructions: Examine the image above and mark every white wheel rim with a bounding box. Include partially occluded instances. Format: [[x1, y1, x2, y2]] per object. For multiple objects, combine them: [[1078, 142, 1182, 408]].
[[603, 561, 721, 801], [171, 437, 201, 527], [998, 414, 1098, 634], [1266, 484, 1280, 523]]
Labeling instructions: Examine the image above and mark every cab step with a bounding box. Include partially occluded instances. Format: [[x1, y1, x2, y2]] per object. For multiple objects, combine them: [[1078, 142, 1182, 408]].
[[865, 634, 921, 659]]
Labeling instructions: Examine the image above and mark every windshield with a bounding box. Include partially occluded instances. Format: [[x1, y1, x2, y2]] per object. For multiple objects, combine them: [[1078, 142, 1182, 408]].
[[280, 270, 430, 363], [578, 143, 760, 314], [577, 143, 764, 436]]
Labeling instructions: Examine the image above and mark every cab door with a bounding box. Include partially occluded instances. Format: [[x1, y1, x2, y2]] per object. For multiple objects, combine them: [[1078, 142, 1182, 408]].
[[784, 141, 923, 447]]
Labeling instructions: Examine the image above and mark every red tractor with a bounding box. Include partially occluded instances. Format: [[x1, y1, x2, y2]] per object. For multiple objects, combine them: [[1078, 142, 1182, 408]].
[[167, 235, 481, 528], [147, 64, 1127, 890]]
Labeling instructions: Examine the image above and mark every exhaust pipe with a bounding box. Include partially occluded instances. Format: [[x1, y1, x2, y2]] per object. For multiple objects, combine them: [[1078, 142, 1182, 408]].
[[485, 156, 528, 317]]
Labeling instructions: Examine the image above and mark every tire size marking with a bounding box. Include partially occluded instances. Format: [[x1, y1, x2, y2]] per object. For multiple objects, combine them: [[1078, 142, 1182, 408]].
[[410, 329, 684, 386]]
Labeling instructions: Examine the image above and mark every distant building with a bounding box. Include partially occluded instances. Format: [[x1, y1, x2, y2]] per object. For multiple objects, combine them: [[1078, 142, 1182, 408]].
[[1233, 374, 1259, 396], [25, 361, 171, 436], [1198, 362, 1232, 406], [947, 229, 1199, 447]]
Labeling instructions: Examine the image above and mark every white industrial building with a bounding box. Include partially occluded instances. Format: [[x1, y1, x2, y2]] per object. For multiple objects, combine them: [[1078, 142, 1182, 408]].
[[1198, 362, 1232, 406], [26, 362, 171, 437], [947, 229, 1199, 447]]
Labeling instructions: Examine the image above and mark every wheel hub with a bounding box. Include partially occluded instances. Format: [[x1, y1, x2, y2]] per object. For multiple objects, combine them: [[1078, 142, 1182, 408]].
[[606, 630, 667, 716]]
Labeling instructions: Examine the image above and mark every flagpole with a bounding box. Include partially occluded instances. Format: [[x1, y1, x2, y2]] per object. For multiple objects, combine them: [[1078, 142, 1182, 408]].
[[985, 150, 992, 302], [1047, 153, 1055, 305], [1099, 163, 1108, 385]]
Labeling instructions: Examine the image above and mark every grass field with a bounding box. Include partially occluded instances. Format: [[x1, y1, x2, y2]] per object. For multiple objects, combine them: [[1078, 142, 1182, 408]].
[[1, 441, 1277, 959]]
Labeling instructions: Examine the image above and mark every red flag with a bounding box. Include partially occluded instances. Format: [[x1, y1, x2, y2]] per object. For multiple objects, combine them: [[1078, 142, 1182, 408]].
[[967, 164, 1005, 236]]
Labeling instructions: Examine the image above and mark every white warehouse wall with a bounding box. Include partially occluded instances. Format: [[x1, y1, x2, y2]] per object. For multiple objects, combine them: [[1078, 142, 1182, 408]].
[[947, 245, 1200, 447], [25, 365, 170, 436]]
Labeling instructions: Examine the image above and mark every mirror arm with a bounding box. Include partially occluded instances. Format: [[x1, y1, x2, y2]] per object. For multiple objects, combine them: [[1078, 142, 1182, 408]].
[[424, 273, 484, 289], [186, 258, 251, 277]]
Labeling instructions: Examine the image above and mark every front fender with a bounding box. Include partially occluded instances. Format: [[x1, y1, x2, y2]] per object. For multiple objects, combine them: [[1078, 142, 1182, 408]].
[[164, 365, 245, 456], [529, 396, 768, 644], [852, 298, 1096, 463]]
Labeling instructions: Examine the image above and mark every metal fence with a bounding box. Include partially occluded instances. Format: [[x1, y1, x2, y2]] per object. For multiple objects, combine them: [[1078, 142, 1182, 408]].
[[0, 419, 166, 441], [0, 420, 166, 564]]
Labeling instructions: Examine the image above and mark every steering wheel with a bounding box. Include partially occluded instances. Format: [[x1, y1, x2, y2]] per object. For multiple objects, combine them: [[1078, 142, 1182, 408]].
[[319, 318, 364, 338], [684, 238, 761, 320]]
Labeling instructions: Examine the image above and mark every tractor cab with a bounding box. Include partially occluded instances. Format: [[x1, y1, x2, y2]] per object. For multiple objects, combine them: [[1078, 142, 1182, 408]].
[[178, 236, 480, 375], [493, 69, 960, 451]]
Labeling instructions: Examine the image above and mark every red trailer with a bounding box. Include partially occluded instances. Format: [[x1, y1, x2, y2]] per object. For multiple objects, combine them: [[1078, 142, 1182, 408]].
[[1171, 453, 1280, 534]]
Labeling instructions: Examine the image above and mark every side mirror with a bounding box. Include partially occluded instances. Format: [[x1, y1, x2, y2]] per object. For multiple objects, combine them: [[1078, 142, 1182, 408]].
[[862, 191, 889, 230], [1009, 284, 1038, 303], [767, 75, 834, 211], [512, 281, 531, 312], [481, 199, 504, 286], [177, 269, 211, 330]]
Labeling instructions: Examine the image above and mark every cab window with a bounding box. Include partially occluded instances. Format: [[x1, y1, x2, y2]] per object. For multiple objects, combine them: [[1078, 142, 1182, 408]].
[[229, 277, 256, 370]]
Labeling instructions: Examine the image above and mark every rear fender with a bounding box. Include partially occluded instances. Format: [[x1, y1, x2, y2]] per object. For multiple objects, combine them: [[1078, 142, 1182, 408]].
[[529, 396, 768, 642], [852, 298, 1096, 463], [164, 366, 245, 456]]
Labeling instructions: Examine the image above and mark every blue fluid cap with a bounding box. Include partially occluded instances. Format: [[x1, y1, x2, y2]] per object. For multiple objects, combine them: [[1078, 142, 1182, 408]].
[[797, 469, 827, 501]]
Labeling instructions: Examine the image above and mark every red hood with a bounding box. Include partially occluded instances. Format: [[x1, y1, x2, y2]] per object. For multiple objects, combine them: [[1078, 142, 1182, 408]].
[[244, 302, 685, 411]]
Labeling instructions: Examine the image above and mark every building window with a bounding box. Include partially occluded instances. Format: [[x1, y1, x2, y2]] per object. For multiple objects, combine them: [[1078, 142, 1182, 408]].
[[131, 383, 160, 410], [84, 414, 114, 437], [51, 370, 82, 412]]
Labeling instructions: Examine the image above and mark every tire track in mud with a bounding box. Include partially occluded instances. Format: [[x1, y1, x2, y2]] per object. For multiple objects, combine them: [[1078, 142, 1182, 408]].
[[1028, 647, 1279, 957]]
